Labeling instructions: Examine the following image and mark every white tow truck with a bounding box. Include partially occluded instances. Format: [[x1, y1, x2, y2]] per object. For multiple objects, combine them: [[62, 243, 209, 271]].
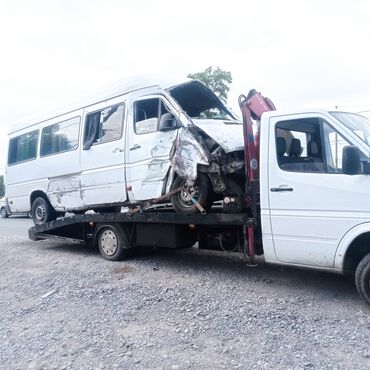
[[29, 89, 370, 306]]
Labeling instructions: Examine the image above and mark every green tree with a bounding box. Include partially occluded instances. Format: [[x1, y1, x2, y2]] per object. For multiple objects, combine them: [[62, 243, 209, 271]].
[[187, 66, 232, 103], [0, 175, 4, 198]]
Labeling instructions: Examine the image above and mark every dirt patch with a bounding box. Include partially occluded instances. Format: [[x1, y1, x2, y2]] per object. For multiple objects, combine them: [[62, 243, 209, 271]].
[[112, 265, 134, 276]]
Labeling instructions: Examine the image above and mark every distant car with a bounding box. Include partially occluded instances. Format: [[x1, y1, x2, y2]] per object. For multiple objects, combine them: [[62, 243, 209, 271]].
[[0, 197, 30, 218]]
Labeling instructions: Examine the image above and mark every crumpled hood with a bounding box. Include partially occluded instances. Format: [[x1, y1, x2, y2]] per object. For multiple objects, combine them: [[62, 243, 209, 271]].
[[192, 119, 244, 153]]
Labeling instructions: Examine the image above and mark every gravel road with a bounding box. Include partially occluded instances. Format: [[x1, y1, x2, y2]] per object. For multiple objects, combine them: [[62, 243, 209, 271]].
[[0, 227, 370, 369]]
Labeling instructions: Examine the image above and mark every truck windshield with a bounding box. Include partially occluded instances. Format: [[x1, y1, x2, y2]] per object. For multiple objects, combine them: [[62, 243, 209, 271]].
[[331, 112, 370, 147]]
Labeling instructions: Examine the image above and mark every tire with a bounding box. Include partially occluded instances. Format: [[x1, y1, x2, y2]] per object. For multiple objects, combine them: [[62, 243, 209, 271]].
[[97, 224, 131, 261], [31, 197, 56, 225], [355, 253, 370, 305], [171, 173, 211, 214], [0, 207, 9, 218]]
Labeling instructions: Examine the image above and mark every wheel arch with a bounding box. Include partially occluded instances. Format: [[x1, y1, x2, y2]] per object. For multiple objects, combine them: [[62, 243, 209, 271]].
[[93, 222, 132, 248], [335, 222, 370, 272], [29, 190, 49, 208]]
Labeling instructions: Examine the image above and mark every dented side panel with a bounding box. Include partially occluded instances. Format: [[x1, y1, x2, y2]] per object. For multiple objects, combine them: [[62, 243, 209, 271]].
[[170, 128, 209, 183], [125, 93, 179, 202]]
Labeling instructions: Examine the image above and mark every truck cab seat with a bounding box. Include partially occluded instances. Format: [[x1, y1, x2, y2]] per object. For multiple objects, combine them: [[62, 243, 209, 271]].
[[281, 138, 303, 169], [306, 140, 325, 172], [276, 137, 287, 165], [289, 138, 302, 157]]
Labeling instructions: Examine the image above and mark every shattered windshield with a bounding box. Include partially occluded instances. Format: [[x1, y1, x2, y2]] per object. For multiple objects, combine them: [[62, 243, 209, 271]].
[[168, 80, 236, 121], [331, 112, 370, 147], [196, 107, 234, 120]]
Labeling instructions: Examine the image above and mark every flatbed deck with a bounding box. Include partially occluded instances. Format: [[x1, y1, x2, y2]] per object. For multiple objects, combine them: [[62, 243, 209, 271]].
[[29, 211, 254, 245]]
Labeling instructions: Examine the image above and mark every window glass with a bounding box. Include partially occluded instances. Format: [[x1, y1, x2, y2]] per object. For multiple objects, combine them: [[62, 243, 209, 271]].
[[8, 130, 39, 165], [331, 112, 370, 147], [275, 118, 325, 173], [322, 121, 351, 172], [41, 116, 80, 156], [275, 117, 355, 174], [84, 103, 124, 148], [134, 98, 170, 134]]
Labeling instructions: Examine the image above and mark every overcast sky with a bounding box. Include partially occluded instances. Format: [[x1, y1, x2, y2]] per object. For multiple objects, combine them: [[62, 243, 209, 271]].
[[1, 0, 370, 174]]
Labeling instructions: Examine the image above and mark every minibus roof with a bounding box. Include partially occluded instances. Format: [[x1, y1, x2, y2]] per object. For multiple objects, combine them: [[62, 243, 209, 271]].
[[9, 76, 184, 134]]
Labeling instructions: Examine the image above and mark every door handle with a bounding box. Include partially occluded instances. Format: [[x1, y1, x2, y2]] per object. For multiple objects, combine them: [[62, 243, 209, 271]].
[[129, 144, 141, 151], [270, 187, 294, 192], [112, 147, 124, 153]]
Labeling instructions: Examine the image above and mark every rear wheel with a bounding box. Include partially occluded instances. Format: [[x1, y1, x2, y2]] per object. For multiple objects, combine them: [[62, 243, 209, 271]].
[[31, 197, 56, 225], [97, 224, 131, 261], [0, 207, 9, 218], [355, 253, 370, 306], [171, 173, 211, 213]]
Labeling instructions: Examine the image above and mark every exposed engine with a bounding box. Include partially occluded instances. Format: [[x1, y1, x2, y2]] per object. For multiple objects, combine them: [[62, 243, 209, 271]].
[[196, 127, 245, 196]]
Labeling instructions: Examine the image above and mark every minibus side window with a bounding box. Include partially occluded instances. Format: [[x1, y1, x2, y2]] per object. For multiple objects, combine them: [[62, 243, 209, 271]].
[[40, 116, 80, 157], [8, 130, 39, 165], [134, 99, 170, 135], [83, 103, 125, 149]]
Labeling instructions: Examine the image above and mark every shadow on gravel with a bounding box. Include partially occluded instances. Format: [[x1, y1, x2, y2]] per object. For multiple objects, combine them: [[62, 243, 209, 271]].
[[39, 240, 99, 257], [39, 241, 359, 303]]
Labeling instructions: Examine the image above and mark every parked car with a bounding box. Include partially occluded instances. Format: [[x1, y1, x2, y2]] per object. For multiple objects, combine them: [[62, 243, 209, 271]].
[[0, 197, 9, 218], [0, 197, 30, 218]]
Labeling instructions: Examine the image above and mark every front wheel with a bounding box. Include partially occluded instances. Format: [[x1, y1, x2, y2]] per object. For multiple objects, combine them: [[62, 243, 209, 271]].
[[170, 173, 211, 214], [31, 197, 56, 225], [355, 253, 370, 305], [0, 207, 9, 218]]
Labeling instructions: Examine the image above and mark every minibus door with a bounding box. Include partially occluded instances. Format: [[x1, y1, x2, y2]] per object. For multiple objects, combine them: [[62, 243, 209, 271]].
[[80, 99, 127, 207], [125, 96, 179, 202]]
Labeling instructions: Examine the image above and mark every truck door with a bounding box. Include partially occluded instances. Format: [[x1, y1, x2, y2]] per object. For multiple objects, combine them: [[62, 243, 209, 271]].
[[267, 113, 370, 267], [125, 95, 179, 202], [80, 97, 127, 207]]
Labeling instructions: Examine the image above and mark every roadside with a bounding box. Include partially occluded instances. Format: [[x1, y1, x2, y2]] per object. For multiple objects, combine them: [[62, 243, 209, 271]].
[[0, 222, 369, 369], [0, 217, 33, 238]]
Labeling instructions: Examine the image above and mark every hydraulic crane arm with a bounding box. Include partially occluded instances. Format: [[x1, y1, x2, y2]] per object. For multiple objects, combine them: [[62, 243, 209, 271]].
[[239, 90, 275, 261], [239, 89, 276, 183]]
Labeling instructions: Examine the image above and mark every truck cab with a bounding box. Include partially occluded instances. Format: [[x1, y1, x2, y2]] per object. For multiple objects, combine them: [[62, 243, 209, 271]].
[[259, 109, 370, 274]]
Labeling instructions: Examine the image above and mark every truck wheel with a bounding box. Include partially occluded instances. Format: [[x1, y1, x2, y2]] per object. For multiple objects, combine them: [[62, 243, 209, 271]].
[[97, 224, 130, 261], [31, 197, 56, 225], [171, 173, 211, 213], [355, 253, 370, 305], [1, 207, 9, 218]]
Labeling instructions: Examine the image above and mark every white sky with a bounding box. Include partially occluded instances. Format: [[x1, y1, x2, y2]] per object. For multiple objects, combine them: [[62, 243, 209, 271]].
[[1, 0, 370, 174]]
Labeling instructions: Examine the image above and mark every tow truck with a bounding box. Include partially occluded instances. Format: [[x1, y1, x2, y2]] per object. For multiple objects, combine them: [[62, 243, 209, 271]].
[[29, 89, 370, 306]]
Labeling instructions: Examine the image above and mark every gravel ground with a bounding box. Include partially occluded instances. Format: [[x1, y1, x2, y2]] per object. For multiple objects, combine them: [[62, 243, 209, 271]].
[[0, 233, 370, 370]]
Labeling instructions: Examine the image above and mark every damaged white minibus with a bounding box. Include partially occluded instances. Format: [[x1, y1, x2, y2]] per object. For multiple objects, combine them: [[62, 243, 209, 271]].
[[6, 78, 246, 225]]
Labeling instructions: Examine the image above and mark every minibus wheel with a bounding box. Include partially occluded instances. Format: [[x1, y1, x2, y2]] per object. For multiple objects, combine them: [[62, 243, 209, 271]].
[[171, 173, 211, 213], [0, 207, 9, 218], [355, 253, 370, 305], [97, 224, 130, 261], [31, 197, 56, 225]]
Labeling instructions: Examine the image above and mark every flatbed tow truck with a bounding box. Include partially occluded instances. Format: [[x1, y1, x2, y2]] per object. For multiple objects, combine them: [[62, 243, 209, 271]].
[[29, 89, 370, 306]]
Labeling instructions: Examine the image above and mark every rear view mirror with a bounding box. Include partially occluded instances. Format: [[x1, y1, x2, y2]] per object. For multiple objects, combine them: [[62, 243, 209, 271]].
[[342, 145, 361, 175], [159, 113, 179, 132]]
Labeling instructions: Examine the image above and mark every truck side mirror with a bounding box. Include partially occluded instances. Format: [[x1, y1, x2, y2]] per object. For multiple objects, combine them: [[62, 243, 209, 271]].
[[158, 113, 179, 131], [342, 145, 361, 175]]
